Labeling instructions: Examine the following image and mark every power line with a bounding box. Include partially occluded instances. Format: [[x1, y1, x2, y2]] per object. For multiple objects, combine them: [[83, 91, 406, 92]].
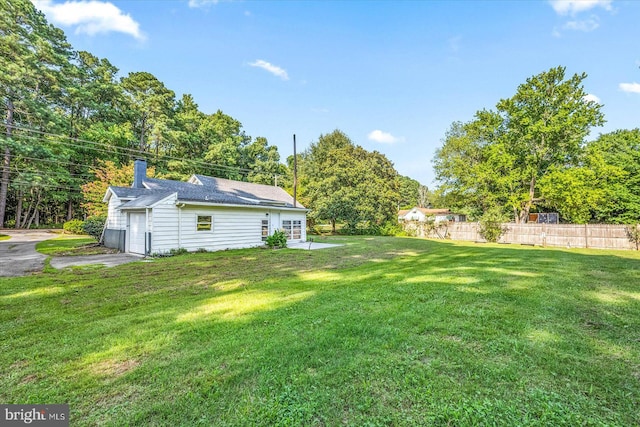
[[6, 123, 259, 175], [9, 169, 93, 180], [19, 155, 101, 170], [10, 180, 83, 192]]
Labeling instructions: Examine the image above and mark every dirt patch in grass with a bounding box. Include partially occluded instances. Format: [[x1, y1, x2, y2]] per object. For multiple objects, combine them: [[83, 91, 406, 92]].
[[90, 359, 141, 378]]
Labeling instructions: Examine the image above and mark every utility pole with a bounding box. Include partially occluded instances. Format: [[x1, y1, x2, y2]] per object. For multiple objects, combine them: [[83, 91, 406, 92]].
[[293, 134, 297, 208]]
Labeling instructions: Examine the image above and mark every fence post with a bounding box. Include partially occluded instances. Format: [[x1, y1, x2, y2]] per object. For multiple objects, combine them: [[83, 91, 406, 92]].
[[584, 224, 588, 249]]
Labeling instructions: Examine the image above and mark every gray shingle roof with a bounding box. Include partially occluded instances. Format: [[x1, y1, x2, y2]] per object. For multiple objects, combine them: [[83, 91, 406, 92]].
[[117, 191, 175, 209], [109, 187, 155, 199], [109, 175, 305, 209]]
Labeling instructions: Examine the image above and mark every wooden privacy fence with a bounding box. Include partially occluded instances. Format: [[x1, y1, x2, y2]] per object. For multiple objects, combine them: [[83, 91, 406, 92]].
[[405, 222, 638, 250]]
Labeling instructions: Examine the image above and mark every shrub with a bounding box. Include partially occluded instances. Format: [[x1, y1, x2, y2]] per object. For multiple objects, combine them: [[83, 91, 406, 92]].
[[83, 216, 106, 240], [625, 224, 640, 250], [266, 230, 287, 248], [378, 221, 403, 236], [170, 247, 189, 256], [63, 219, 85, 235], [478, 207, 509, 243]]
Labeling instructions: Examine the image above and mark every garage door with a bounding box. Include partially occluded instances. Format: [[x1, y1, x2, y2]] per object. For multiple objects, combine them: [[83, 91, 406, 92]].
[[128, 213, 146, 254]]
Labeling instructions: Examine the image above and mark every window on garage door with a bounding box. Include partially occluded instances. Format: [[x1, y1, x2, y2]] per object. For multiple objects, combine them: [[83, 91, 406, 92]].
[[282, 220, 302, 240]]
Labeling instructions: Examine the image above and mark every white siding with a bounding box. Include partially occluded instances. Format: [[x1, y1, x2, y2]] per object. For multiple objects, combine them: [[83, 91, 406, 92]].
[[404, 210, 426, 222], [106, 193, 126, 229], [150, 203, 306, 254], [149, 196, 180, 253]]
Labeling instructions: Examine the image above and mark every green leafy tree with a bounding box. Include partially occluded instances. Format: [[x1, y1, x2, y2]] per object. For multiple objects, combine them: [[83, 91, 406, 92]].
[[66, 51, 123, 138], [200, 110, 252, 180], [299, 130, 400, 232], [120, 72, 175, 154], [81, 160, 154, 217], [398, 176, 420, 209], [171, 94, 206, 159], [433, 118, 516, 219], [0, 0, 73, 227], [246, 137, 287, 185], [588, 129, 640, 223], [539, 129, 640, 224], [497, 66, 604, 222], [434, 67, 604, 223]]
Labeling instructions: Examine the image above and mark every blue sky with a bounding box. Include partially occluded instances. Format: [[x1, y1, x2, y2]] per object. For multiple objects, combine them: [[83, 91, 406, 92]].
[[32, 0, 640, 186]]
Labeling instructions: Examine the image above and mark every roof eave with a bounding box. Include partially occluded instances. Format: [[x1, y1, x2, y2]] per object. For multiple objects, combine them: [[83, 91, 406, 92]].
[[176, 199, 309, 212], [117, 192, 177, 210]]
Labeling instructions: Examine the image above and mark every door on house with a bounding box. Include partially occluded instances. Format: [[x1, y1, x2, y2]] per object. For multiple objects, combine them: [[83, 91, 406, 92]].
[[128, 212, 146, 254], [281, 219, 302, 241], [269, 211, 280, 235]]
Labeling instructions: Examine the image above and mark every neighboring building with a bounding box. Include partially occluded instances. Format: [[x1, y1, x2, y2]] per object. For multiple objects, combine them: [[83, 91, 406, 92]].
[[398, 207, 466, 223], [103, 160, 307, 255], [528, 213, 559, 224]]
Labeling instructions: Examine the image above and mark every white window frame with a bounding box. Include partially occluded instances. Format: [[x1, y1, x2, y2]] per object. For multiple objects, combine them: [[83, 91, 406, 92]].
[[282, 219, 302, 240], [292, 220, 302, 239], [196, 214, 213, 232], [261, 219, 269, 241]]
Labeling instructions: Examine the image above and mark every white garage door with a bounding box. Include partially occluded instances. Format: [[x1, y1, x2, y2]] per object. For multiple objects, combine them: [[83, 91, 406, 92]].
[[128, 213, 146, 254]]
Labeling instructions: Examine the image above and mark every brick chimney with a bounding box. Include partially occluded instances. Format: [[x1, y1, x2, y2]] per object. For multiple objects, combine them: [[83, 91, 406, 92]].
[[133, 159, 147, 188]]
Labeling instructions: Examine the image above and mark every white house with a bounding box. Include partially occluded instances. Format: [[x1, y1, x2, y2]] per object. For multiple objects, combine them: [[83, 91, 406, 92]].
[[398, 207, 466, 223], [103, 160, 308, 255]]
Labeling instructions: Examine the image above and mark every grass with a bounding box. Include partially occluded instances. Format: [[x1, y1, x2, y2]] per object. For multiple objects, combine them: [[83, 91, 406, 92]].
[[35, 234, 117, 256], [1, 236, 639, 426], [0, 234, 9, 241]]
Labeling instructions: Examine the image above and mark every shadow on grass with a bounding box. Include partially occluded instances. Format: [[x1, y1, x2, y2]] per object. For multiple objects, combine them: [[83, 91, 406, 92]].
[[1, 237, 639, 425]]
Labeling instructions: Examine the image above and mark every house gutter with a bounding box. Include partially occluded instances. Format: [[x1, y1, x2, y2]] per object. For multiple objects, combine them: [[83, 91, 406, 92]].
[[175, 200, 310, 212]]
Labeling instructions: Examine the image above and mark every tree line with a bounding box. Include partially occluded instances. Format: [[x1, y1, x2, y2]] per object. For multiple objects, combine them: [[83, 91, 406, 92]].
[[1, 0, 424, 230], [433, 66, 640, 224]]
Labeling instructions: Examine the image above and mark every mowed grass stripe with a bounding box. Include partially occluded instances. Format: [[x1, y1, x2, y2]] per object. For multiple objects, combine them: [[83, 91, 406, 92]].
[[1, 236, 639, 425]]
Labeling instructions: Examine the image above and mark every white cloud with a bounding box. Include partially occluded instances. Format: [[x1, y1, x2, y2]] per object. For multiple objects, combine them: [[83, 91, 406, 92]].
[[32, 0, 144, 40], [367, 130, 404, 144], [549, 0, 612, 16], [619, 82, 640, 94], [562, 16, 600, 31], [188, 0, 218, 8], [249, 60, 289, 80], [583, 93, 601, 103]]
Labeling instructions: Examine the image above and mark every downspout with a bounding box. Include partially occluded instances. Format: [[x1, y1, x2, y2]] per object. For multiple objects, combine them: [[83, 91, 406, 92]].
[[177, 203, 184, 249], [145, 208, 150, 256]]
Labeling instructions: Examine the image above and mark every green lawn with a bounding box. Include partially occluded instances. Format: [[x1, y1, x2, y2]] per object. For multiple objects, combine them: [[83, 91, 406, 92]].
[[36, 234, 116, 256], [1, 236, 639, 426]]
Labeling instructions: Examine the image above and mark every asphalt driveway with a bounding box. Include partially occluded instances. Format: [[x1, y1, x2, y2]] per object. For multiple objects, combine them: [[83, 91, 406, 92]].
[[0, 230, 142, 277], [0, 229, 56, 277]]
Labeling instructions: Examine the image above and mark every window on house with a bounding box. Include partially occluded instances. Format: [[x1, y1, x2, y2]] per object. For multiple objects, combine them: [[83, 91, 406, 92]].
[[282, 220, 291, 239], [197, 215, 212, 231], [281, 219, 302, 240], [261, 219, 269, 241], [292, 220, 302, 239]]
